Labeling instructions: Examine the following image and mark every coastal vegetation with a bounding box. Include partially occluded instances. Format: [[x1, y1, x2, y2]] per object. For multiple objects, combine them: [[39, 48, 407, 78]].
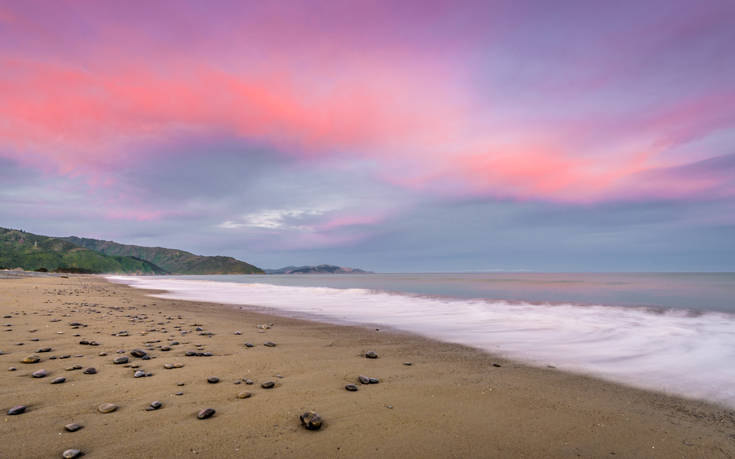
[[0, 228, 262, 275]]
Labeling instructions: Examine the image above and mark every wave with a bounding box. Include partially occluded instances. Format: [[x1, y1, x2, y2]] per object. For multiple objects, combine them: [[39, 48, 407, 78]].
[[109, 276, 735, 408]]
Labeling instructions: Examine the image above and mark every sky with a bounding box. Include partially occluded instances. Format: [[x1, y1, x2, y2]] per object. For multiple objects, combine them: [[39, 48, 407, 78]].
[[1, 0, 734, 272]]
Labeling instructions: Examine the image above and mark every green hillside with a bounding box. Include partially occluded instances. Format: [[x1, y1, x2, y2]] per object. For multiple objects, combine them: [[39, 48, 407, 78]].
[[64, 236, 263, 274], [0, 228, 166, 274]]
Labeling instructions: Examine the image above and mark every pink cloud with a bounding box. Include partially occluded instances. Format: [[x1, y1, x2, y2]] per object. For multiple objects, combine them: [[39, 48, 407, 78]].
[[0, 0, 733, 209]]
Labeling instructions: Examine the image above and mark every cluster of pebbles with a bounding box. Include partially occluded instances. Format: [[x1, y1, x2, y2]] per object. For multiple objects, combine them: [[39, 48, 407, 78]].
[[1, 285, 426, 458]]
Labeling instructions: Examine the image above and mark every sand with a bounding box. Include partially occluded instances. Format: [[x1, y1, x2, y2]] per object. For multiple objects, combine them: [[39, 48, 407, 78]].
[[1, 275, 734, 458]]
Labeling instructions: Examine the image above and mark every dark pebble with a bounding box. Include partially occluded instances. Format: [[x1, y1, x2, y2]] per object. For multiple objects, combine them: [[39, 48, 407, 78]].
[[146, 401, 163, 411], [365, 351, 378, 359], [345, 384, 359, 392], [369, 377, 380, 384], [492, 363, 502, 368], [197, 408, 215, 419], [244, 343, 254, 348], [207, 377, 220, 384], [113, 356, 129, 364], [64, 423, 83, 432], [358, 375, 370, 384], [263, 341, 276, 347], [51, 377, 66, 384], [8, 405, 26, 415], [130, 349, 147, 358], [261, 381, 275, 389], [300, 411, 323, 431], [83, 368, 97, 374]]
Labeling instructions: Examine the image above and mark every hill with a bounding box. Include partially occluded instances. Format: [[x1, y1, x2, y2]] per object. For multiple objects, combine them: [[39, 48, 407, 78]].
[[64, 236, 263, 275], [265, 264, 371, 274], [0, 228, 165, 274]]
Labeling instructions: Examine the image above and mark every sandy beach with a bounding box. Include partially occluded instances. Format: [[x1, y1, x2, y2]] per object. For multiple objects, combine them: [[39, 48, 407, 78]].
[[1, 275, 734, 458]]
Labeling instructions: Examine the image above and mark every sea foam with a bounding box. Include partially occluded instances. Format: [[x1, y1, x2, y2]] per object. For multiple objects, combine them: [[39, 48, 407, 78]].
[[109, 276, 735, 408]]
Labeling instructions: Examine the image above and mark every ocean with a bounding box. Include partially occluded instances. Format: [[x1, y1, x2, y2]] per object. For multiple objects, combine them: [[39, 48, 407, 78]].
[[109, 272, 735, 408]]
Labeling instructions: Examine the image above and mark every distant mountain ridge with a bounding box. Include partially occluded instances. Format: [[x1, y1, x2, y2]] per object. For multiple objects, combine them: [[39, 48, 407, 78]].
[[0, 227, 165, 274], [265, 264, 371, 274], [63, 236, 263, 275]]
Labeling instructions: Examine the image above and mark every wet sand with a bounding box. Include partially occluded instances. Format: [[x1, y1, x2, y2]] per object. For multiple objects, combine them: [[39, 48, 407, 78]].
[[1, 275, 734, 458]]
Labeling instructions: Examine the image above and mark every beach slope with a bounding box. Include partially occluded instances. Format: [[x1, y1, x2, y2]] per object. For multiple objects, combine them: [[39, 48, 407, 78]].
[[1, 276, 733, 458]]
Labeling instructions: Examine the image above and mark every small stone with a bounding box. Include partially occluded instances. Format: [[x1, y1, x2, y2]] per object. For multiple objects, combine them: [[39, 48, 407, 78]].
[[237, 391, 253, 399], [175, 392, 183, 396], [32, 369, 48, 378], [22, 355, 41, 364], [365, 351, 378, 359], [403, 362, 412, 366], [244, 378, 253, 385], [197, 408, 215, 419], [163, 363, 174, 369], [263, 341, 276, 347], [369, 377, 380, 384], [244, 343, 254, 348], [130, 349, 147, 358], [83, 368, 97, 374], [133, 370, 145, 378], [207, 377, 220, 384], [358, 375, 370, 384], [160, 346, 170, 351], [492, 363, 502, 368], [177, 382, 185, 386], [98, 352, 107, 356], [261, 381, 275, 389], [345, 384, 358, 392], [97, 402, 118, 413], [62, 448, 82, 458], [146, 401, 162, 411], [300, 411, 323, 431], [113, 356, 129, 364], [51, 377, 66, 384], [8, 405, 26, 415], [64, 423, 83, 432], [66, 365, 83, 371], [8, 367, 16, 371], [234, 331, 242, 335], [37, 347, 52, 352]]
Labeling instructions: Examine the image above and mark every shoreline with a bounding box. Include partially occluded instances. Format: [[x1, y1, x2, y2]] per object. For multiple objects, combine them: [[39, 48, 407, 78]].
[[109, 274, 735, 410], [1, 275, 734, 457]]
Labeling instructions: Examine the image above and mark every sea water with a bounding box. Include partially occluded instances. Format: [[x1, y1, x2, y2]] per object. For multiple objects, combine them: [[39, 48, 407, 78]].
[[109, 273, 735, 408]]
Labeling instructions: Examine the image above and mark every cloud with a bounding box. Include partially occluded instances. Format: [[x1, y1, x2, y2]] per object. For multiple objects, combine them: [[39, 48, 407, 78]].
[[1, 1, 734, 271]]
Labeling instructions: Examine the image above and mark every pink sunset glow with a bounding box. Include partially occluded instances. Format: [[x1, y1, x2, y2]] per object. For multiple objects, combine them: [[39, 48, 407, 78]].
[[1, 0, 733, 267], [2, 0, 732, 206]]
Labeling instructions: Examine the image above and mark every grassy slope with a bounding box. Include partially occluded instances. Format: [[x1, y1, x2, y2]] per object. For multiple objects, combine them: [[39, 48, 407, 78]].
[[64, 236, 263, 274], [0, 228, 166, 274]]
